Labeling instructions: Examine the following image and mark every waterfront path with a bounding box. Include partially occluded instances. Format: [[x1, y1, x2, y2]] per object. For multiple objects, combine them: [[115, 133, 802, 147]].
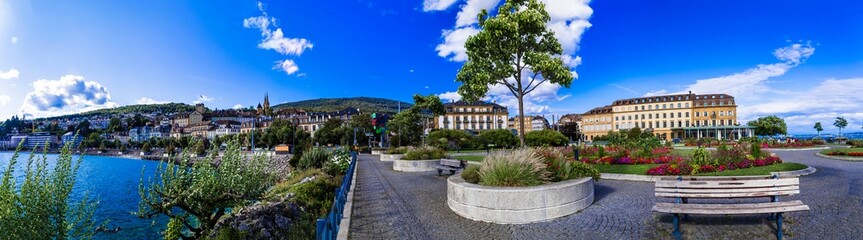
[[348, 150, 863, 239]]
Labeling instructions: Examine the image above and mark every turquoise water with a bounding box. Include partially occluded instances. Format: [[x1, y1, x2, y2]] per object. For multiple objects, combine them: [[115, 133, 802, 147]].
[[0, 152, 168, 239]]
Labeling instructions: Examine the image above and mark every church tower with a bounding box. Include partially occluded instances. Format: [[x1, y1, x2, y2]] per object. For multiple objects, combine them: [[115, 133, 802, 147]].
[[263, 93, 271, 116]]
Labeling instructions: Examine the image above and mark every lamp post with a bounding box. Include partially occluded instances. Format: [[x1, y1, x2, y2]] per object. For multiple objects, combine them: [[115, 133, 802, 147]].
[[292, 118, 298, 154], [251, 114, 256, 152]]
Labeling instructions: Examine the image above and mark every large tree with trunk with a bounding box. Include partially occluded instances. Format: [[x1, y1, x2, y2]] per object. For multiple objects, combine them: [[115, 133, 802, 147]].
[[455, 0, 574, 147]]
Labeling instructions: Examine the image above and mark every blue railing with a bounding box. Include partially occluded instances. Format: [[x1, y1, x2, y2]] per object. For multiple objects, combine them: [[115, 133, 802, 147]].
[[316, 151, 358, 240]]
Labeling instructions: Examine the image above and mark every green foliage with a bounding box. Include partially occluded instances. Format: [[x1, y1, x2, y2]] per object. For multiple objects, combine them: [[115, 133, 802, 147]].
[[747, 115, 788, 136], [689, 147, 713, 166], [461, 164, 481, 184], [322, 148, 351, 176], [814, 122, 823, 135], [834, 117, 849, 136], [547, 158, 600, 182], [478, 149, 549, 187], [41, 103, 195, 121], [428, 129, 479, 150], [524, 129, 568, 147], [402, 146, 447, 160], [455, 0, 574, 147], [141, 142, 152, 153], [194, 140, 206, 155], [0, 143, 98, 239], [272, 97, 411, 114], [388, 110, 424, 147], [385, 146, 411, 154], [750, 142, 764, 159], [265, 169, 327, 200], [478, 129, 519, 148], [314, 118, 348, 146], [298, 148, 332, 170], [137, 140, 275, 239], [260, 119, 311, 150]]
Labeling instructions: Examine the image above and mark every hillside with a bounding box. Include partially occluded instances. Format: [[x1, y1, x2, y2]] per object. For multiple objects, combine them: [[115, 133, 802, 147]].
[[272, 97, 412, 114], [38, 103, 195, 120]]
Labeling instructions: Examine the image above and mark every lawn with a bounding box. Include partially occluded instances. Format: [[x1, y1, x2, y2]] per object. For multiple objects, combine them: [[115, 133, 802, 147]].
[[589, 164, 661, 175], [820, 147, 863, 156], [447, 149, 493, 154], [697, 163, 808, 176], [454, 155, 485, 162], [671, 148, 698, 157]]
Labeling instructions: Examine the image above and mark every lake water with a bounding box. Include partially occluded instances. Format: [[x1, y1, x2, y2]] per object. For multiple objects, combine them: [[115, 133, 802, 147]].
[[0, 152, 168, 239]]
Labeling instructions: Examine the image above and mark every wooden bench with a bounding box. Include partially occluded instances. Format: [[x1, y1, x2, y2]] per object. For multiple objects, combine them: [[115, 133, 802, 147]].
[[433, 159, 465, 176], [652, 175, 809, 240]]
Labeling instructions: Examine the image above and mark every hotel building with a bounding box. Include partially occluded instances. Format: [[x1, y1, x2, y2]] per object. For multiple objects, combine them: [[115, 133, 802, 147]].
[[580, 92, 754, 141], [436, 101, 509, 133]]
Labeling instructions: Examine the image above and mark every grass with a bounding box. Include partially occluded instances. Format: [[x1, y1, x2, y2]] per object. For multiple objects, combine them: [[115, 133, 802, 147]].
[[671, 148, 698, 157], [454, 155, 485, 162], [447, 149, 493, 154], [820, 147, 863, 156], [697, 163, 808, 176], [589, 164, 661, 174]]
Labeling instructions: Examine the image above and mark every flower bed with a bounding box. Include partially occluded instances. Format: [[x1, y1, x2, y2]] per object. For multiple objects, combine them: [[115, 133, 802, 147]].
[[646, 144, 784, 175]]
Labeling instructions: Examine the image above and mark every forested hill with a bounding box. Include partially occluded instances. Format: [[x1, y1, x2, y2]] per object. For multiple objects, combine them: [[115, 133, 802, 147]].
[[272, 97, 412, 114], [38, 103, 195, 120]]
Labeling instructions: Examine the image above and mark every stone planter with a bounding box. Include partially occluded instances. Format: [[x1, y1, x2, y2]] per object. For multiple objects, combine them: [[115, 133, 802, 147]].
[[392, 159, 439, 172], [447, 175, 594, 224], [371, 149, 385, 155], [379, 154, 404, 161]]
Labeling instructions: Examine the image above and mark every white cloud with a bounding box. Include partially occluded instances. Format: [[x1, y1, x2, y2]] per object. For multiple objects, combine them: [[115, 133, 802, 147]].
[[0, 68, 19, 80], [455, 0, 500, 27], [194, 95, 215, 104], [0, 95, 10, 105], [274, 59, 299, 74], [438, 91, 462, 102], [232, 104, 245, 109], [423, 0, 459, 11], [410, 69, 415, 73], [738, 78, 863, 133], [296, 73, 307, 77], [244, 1, 312, 75], [424, 85, 430, 89], [439, 78, 570, 115], [20, 75, 118, 117], [135, 97, 168, 105], [435, 27, 480, 62], [10, 36, 17, 44], [646, 43, 816, 100]]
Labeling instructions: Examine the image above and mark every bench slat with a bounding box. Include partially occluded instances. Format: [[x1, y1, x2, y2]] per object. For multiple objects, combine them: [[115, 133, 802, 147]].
[[652, 201, 810, 215], [656, 185, 799, 194], [655, 178, 798, 189], [656, 190, 799, 198]]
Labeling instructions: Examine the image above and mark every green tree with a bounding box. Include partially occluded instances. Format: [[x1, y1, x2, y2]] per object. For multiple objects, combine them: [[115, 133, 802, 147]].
[[428, 129, 478, 150], [478, 129, 518, 148], [524, 129, 568, 147], [349, 113, 373, 145], [388, 110, 424, 147], [834, 117, 848, 137], [137, 141, 274, 239], [813, 122, 823, 137], [0, 143, 98, 239], [108, 117, 123, 132], [746, 115, 787, 137], [455, 0, 574, 147], [141, 142, 152, 153], [76, 120, 91, 136], [559, 122, 582, 143], [314, 118, 345, 146]]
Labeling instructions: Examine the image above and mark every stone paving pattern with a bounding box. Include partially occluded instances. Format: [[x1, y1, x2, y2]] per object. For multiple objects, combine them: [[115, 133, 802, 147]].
[[349, 150, 863, 239]]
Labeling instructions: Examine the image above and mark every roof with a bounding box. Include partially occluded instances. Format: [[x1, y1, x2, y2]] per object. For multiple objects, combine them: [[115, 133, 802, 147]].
[[444, 101, 507, 109], [583, 105, 612, 115]]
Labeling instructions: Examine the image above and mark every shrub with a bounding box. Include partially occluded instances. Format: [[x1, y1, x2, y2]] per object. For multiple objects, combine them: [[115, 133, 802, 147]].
[[689, 147, 712, 166], [298, 148, 332, 170], [322, 148, 351, 176], [427, 129, 479, 150], [461, 164, 481, 184], [385, 146, 411, 154], [750, 142, 763, 159], [478, 129, 519, 148], [547, 158, 600, 181], [478, 149, 549, 187], [402, 146, 447, 160], [525, 129, 568, 147]]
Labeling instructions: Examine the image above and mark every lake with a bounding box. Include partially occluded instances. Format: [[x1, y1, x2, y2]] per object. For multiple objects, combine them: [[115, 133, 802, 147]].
[[0, 152, 168, 239]]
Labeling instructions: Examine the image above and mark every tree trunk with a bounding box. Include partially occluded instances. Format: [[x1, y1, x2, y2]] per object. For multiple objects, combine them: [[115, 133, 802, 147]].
[[518, 95, 526, 147]]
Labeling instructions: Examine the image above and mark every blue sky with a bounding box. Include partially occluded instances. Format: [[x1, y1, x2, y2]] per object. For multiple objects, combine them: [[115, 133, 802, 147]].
[[1, 0, 862, 134]]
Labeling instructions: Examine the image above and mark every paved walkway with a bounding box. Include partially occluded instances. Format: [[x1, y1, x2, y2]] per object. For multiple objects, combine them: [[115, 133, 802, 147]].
[[349, 150, 863, 239]]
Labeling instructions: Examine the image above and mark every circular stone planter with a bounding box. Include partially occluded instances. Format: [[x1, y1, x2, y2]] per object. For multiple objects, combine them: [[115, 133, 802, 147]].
[[392, 159, 439, 172], [447, 175, 594, 224], [379, 154, 404, 161], [371, 149, 385, 155]]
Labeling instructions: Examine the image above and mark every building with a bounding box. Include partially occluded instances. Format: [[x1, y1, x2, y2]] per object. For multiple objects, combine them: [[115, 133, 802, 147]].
[[24, 132, 55, 149], [436, 101, 508, 133], [577, 92, 754, 141], [507, 115, 549, 135], [61, 132, 83, 148], [297, 108, 360, 136]]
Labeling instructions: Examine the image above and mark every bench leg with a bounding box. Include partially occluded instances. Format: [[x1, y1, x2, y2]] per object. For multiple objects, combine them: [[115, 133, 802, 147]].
[[437, 169, 442, 176], [450, 170, 456, 175], [673, 213, 682, 240], [776, 213, 783, 240]]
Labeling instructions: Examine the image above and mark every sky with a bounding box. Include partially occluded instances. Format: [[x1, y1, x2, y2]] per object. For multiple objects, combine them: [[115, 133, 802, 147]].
[[1, 0, 862, 134]]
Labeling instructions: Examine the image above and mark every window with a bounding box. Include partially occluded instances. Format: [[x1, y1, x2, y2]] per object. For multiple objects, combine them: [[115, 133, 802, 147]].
[[663, 121, 667, 128], [670, 121, 674, 128], [677, 103, 681, 108], [663, 113, 667, 118], [641, 106, 645, 110], [686, 120, 690, 127], [663, 104, 667, 109], [648, 114, 652, 119], [677, 112, 682, 118], [615, 116, 619, 121], [648, 105, 652, 110], [686, 112, 690, 117], [720, 111, 725, 116], [728, 111, 734, 116], [685, 103, 690, 108], [696, 112, 700, 117]]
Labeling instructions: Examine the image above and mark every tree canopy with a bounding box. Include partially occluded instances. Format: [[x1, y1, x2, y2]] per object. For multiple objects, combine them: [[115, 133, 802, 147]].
[[834, 117, 848, 137], [747, 115, 788, 137], [455, 0, 574, 147]]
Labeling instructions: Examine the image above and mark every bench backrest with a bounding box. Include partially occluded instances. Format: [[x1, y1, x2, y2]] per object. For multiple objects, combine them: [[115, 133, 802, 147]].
[[655, 177, 800, 199], [440, 159, 463, 168]]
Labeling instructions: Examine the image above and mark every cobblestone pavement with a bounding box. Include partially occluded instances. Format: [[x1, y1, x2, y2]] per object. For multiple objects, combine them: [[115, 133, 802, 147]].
[[349, 150, 863, 239]]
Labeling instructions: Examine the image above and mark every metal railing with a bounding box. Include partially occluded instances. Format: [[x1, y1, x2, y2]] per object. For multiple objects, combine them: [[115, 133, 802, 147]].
[[316, 151, 359, 240]]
